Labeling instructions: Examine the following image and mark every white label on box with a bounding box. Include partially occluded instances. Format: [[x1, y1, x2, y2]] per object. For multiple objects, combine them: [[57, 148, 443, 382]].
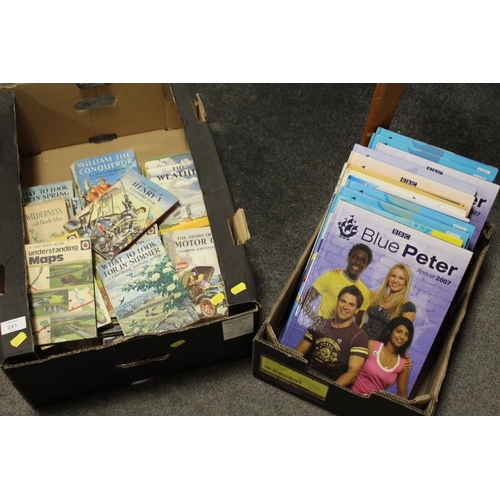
[[222, 313, 254, 341], [1, 316, 27, 335]]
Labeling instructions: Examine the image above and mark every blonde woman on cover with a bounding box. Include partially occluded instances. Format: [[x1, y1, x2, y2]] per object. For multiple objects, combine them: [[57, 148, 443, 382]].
[[362, 263, 416, 342]]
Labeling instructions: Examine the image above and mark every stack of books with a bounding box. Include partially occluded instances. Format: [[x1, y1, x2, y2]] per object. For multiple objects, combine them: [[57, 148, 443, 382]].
[[22, 148, 229, 352], [279, 127, 498, 400]]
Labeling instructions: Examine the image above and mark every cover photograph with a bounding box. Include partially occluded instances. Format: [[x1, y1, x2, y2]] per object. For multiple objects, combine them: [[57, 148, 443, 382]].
[[280, 199, 473, 399]]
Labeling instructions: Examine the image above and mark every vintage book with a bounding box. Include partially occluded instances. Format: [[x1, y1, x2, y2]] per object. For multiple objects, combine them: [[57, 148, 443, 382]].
[[162, 226, 228, 319], [70, 149, 141, 207], [372, 127, 499, 181], [369, 131, 497, 182], [373, 142, 499, 250], [63, 169, 179, 259], [96, 235, 199, 336], [22, 180, 75, 206], [344, 179, 477, 248], [347, 150, 476, 215], [336, 164, 469, 221], [144, 152, 209, 233], [279, 198, 473, 398], [23, 197, 71, 243], [25, 238, 97, 346]]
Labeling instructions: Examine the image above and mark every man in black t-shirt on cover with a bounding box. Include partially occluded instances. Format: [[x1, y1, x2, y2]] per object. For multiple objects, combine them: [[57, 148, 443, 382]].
[[295, 285, 369, 386]]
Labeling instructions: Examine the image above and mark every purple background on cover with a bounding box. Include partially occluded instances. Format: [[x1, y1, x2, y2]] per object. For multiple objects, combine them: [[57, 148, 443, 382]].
[[280, 200, 473, 395]]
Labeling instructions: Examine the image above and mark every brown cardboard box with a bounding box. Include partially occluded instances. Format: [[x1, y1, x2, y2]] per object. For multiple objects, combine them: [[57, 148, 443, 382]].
[[0, 83, 259, 407], [252, 214, 493, 416]]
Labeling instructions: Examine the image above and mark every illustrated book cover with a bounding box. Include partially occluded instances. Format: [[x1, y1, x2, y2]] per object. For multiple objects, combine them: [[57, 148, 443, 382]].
[[145, 152, 209, 233], [373, 142, 499, 250], [25, 238, 97, 346], [96, 235, 199, 336], [372, 127, 498, 181], [162, 226, 228, 319], [23, 197, 71, 244], [70, 149, 141, 207], [22, 180, 75, 206], [279, 198, 473, 398], [64, 169, 179, 259]]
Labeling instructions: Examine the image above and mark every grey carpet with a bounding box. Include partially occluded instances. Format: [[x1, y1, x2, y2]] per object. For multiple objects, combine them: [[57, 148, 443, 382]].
[[1, 83, 498, 416]]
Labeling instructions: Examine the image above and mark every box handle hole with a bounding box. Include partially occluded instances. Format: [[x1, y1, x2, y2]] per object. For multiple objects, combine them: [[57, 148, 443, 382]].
[[74, 95, 116, 111]]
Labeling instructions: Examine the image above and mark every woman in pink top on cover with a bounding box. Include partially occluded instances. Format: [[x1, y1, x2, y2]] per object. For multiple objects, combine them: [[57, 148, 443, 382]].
[[351, 316, 414, 399]]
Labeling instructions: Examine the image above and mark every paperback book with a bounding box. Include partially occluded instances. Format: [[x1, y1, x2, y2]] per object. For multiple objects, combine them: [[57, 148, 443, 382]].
[[162, 226, 228, 319], [25, 238, 97, 346], [70, 149, 141, 207], [279, 198, 473, 398], [96, 235, 199, 336], [23, 198, 71, 243], [22, 180, 75, 206], [63, 169, 179, 259], [145, 152, 209, 233]]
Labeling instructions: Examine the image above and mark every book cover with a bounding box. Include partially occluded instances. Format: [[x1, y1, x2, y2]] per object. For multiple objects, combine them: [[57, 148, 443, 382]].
[[279, 199, 472, 398], [64, 169, 179, 259], [25, 238, 97, 346], [373, 127, 498, 181], [70, 149, 141, 207], [374, 142, 499, 250], [22, 180, 75, 206], [145, 152, 209, 233], [96, 235, 199, 336], [23, 198, 71, 243], [347, 150, 476, 215], [369, 131, 497, 182], [162, 226, 228, 319]]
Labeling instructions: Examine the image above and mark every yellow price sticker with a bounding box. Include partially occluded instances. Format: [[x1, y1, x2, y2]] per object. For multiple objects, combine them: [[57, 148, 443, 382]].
[[230, 282, 247, 295], [10, 332, 28, 348]]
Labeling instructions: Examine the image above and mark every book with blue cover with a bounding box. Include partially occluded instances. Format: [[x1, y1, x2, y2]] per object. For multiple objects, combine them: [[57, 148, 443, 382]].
[[369, 130, 497, 182], [344, 178, 477, 248], [279, 198, 473, 398], [372, 127, 498, 181], [335, 187, 469, 247], [70, 149, 141, 207], [372, 142, 499, 250]]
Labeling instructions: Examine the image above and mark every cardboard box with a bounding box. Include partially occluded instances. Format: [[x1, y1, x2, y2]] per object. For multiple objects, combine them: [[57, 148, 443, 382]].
[[0, 83, 259, 408], [252, 215, 494, 416]]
